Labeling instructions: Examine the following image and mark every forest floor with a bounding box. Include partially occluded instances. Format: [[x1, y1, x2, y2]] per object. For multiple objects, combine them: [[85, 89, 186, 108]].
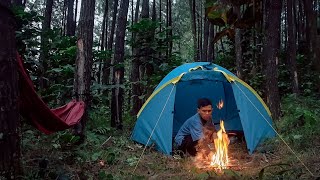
[[21, 124, 320, 180]]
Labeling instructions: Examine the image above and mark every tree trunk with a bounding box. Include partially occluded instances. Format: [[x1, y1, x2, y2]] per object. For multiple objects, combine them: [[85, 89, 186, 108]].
[[66, 0, 75, 36], [304, 0, 320, 92], [111, 0, 130, 129], [39, 0, 53, 89], [189, 0, 198, 61], [208, 23, 214, 62], [74, 0, 96, 136], [130, 0, 142, 116], [167, 0, 172, 56], [62, 0, 68, 35], [0, 2, 21, 179], [135, 0, 140, 22], [202, 17, 209, 62], [159, 0, 161, 31], [98, 0, 109, 85], [234, 5, 243, 79], [197, 1, 202, 61], [141, 0, 149, 18], [286, 0, 299, 94], [102, 0, 118, 85], [261, 0, 282, 120]]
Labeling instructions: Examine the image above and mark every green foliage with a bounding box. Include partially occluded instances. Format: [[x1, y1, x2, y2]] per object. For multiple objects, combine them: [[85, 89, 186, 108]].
[[128, 18, 183, 103], [277, 95, 320, 149], [214, 39, 236, 71]]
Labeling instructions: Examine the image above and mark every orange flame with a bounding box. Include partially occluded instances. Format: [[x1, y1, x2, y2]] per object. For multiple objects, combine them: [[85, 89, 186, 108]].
[[210, 121, 229, 170], [217, 99, 224, 110]]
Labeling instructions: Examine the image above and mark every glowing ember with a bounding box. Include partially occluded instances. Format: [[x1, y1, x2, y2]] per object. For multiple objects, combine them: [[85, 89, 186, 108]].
[[210, 120, 229, 170]]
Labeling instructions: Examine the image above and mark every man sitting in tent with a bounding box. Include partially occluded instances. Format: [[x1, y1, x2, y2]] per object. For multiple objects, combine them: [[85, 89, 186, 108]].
[[174, 98, 216, 156]]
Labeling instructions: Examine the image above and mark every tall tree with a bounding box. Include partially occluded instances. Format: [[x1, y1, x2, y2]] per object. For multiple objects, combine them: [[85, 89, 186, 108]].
[[130, 0, 142, 116], [97, 0, 109, 85], [131, 0, 150, 116], [303, 0, 320, 92], [189, 0, 198, 61], [208, 23, 214, 61], [39, 0, 53, 89], [74, 0, 96, 135], [66, 0, 76, 36], [202, 17, 209, 61], [111, 0, 130, 129], [261, 0, 282, 120], [102, 0, 118, 85], [0, 2, 21, 179], [234, 4, 243, 79], [167, 0, 172, 56], [286, 0, 299, 94]]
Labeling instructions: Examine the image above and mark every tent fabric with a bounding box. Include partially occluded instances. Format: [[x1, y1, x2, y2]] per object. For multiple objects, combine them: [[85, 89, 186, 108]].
[[17, 54, 85, 134], [132, 62, 275, 155]]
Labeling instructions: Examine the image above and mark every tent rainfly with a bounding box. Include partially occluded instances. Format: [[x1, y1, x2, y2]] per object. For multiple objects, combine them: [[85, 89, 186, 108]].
[[132, 62, 275, 155]]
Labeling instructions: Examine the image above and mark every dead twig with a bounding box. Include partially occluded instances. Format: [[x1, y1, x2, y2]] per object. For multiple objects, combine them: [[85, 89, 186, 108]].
[[101, 136, 112, 147]]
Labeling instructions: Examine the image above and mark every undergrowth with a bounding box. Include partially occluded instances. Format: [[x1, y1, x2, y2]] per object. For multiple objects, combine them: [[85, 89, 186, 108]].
[[258, 95, 320, 179], [20, 95, 320, 179]]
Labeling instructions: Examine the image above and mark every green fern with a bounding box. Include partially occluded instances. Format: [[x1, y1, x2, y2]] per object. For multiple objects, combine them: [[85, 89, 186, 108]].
[[93, 127, 111, 135]]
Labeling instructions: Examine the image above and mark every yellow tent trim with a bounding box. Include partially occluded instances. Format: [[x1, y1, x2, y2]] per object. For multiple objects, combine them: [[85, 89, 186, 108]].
[[137, 73, 185, 117], [188, 65, 204, 72], [214, 68, 272, 116], [137, 66, 272, 118]]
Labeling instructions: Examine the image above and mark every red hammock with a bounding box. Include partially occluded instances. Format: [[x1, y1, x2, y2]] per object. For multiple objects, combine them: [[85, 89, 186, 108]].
[[17, 54, 85, 134]]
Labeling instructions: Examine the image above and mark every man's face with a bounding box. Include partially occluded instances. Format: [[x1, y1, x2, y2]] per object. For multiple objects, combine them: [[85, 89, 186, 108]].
[[197, 105, 213, 121]]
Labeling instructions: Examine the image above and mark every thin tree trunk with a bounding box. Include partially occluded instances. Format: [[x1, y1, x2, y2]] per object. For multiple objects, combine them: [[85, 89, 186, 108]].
[[66, 0, 75, 36], [98, 0, 108, 85], [73, 0, 96, 136], [102, 0, 118, 85], [234, 5, 243, 79], [189, 0, 198, 61], [208, 23, 214, 62], [165, 0, 169, 58], [111, 0, 130, 129], [131, 0, 142, 115], [303, 0, 320, 92], [0, 2, 21, 179], [202, 17, 209, 62], [62, 0, 68, 35], [283, 1, 288, 50], [261, 0, 282, 120], [159, 0, 162, 30], [168, 0, 172, 56], [287, 0, 299, 94], [39, 0, 53, 89], [198, 1, 202, 61], [135, 0, 140, 22]]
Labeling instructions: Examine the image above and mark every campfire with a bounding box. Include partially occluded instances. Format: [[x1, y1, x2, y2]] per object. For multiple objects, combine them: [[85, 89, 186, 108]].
[[194, 100, 230, 171], [210, 120, 229, 170]]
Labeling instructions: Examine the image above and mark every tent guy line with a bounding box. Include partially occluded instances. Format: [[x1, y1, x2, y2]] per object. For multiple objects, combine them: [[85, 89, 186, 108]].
[[233, 81, 314, 177], [133, 84, 176, 173]]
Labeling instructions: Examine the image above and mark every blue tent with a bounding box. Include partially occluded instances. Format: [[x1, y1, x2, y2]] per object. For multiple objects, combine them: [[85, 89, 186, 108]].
[[132, 62, 275, 155]]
